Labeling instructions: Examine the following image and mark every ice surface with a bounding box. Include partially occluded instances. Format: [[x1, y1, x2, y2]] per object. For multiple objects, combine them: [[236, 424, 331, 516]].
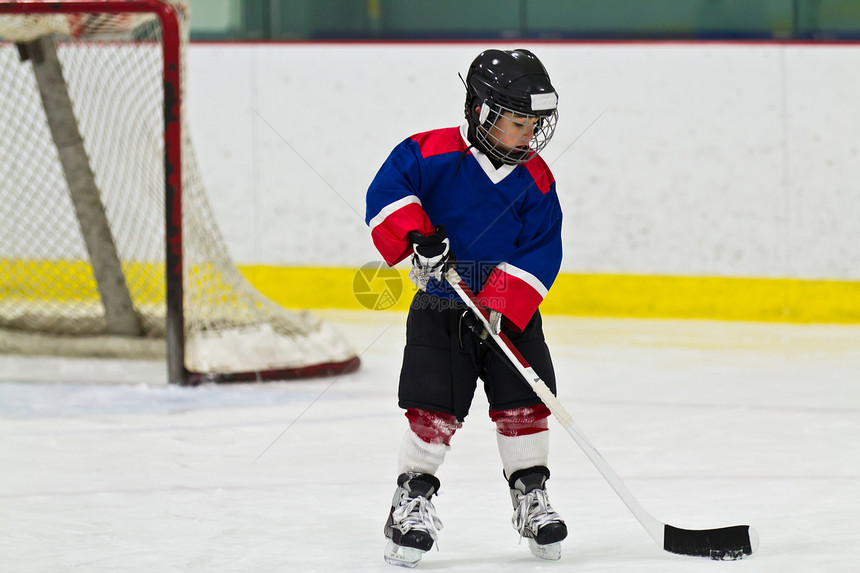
[[1, 311, 859, 572]]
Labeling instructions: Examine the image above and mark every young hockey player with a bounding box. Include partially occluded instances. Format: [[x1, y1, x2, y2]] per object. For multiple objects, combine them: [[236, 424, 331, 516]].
[[365, 48, 565, 567]]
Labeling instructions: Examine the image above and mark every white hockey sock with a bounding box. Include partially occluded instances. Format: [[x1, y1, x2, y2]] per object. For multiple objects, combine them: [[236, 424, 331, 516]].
[[397, 429, 450, 475], [397, 408, 461, 475], [491, 405, 551, 479], [497, 431, 550, 479]]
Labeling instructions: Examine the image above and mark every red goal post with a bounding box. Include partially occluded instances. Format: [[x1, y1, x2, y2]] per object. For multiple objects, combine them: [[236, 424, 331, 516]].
[[0, 1, 360, 384]]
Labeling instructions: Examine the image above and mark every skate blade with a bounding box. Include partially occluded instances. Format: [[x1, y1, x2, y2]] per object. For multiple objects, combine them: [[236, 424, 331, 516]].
[[527, 538, 562, 561], [384, 540, 425, 568]]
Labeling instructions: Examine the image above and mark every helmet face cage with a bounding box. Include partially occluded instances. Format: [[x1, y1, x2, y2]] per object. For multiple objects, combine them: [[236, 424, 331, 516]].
[[473, 101, 558, 165]]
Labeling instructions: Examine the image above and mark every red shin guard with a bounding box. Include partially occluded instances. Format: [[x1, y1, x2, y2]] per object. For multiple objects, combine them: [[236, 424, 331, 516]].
[[490, 404, 551, 437], [405, 408, 461, 446]]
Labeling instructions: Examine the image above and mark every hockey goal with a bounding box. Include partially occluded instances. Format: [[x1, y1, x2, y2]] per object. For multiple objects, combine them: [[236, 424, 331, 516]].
[[0, 1, 360, 384]]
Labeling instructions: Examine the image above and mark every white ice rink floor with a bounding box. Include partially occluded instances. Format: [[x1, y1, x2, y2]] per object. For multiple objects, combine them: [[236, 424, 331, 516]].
[[1, 310, 858, 572]]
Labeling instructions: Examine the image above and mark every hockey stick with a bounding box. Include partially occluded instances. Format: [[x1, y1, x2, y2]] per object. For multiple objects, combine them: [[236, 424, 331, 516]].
[[443, 267, 758, 560]]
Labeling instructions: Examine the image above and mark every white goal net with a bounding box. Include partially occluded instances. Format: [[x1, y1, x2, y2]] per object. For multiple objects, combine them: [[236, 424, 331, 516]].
[[0, 1, 359, 383]]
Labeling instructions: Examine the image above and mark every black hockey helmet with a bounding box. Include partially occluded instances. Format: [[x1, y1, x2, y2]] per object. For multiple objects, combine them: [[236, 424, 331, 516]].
[[464, 49, 559, 164]]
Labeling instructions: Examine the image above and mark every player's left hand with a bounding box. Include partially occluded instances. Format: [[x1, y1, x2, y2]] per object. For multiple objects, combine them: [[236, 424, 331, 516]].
[[487, 309, 503, 335], [461, 308, 504, 339]]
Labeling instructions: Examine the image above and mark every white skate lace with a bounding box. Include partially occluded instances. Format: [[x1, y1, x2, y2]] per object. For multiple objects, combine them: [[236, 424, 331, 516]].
[[391, 492, 443, 544], [512, 488, 561, 540]]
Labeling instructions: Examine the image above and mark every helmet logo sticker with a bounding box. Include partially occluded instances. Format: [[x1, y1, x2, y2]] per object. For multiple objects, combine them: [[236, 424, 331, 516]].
[[530, 92, 558, 111]]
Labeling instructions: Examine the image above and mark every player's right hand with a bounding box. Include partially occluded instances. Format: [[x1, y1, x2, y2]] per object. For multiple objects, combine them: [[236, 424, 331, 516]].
[[407, 226, 451, 290]]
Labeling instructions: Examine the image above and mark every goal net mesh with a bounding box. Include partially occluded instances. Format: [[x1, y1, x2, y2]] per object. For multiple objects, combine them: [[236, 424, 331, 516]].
[[0, 3, 358, 380]]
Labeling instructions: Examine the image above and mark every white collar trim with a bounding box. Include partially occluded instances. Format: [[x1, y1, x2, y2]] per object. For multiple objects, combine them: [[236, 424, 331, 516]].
[[460, 123, 516, 184]]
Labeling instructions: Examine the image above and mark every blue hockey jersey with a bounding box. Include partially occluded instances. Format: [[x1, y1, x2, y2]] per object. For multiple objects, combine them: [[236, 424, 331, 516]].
[[365, 124, 563, 331]]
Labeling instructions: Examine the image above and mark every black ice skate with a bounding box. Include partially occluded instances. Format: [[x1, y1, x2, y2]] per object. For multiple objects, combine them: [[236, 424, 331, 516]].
[[383, 472, 443, 568], [508, 466, 567, 560]]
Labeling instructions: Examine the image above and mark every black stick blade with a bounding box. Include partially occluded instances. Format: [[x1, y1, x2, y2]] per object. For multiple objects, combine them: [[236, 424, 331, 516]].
[[663, 524, 758, 560]]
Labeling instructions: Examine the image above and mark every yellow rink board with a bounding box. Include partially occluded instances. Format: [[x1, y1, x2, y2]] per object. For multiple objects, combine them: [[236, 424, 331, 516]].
[[2, 259, 858, 323], [239, 265, 860, 324]]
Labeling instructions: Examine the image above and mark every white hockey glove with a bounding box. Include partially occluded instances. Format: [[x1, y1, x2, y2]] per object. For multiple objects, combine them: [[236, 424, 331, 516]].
[[407, 226, 452, 291]]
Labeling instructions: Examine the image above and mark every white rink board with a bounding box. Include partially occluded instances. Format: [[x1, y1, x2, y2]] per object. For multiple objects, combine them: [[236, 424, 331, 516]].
[[186, 43, 860, 279]]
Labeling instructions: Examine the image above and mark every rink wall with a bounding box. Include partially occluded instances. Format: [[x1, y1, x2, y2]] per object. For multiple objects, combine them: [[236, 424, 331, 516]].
[[187, 42, 860, 322]]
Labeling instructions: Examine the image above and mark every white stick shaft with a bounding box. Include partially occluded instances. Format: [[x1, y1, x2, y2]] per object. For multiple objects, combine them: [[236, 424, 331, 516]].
[[445, 269, 665, 546]]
